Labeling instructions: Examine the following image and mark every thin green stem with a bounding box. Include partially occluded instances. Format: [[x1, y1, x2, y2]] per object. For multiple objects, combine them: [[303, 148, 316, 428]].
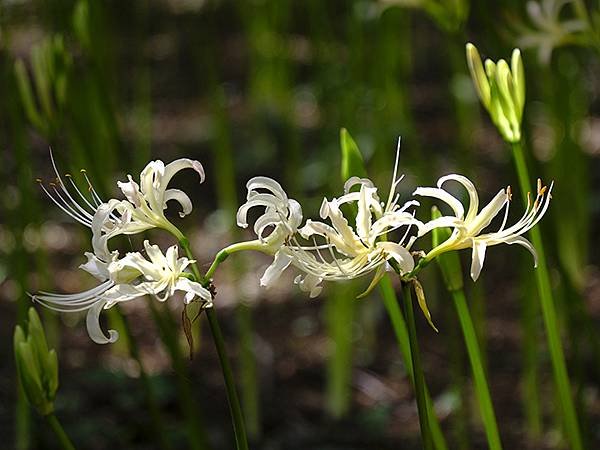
[[45, 414, 76, 450], [325, 282, 355, 418], [178, 238, 249, 450], [452, 289, 502, 450], [511, 141, 583, 450], [380, 277, 448, 450], [402, 281, 433, 450]]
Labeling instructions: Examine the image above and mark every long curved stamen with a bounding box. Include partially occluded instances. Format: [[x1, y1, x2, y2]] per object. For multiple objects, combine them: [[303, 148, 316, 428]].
[[50, 150, 98, 219], [31, 280, 115, 312], [50, 182, 93, 225], [385, 137, 403, 212], [37, 180, 92, 227], [65, 173, 99, 214], [498, 186, 512, 232], [80, 170, 105, 208]]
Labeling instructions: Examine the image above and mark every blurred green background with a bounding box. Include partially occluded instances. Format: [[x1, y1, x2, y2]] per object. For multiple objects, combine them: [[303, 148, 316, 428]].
[[1, 0, 600, 449]]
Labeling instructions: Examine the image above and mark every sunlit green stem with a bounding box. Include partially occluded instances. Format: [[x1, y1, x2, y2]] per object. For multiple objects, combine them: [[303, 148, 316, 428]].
[[178, 238, 249, 450], [45, 414, 76, 450], [380, 277, 448, 450], [511, 141, 583, 450], [402, 281, 433, 450], [325, 283, 355, 418], [452, 289, 502, 450], [520, 262, 542, 438]]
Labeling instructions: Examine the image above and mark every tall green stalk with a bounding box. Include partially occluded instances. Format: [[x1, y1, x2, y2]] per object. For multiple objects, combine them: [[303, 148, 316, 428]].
[[325, 282, 355, 418], [510, 140, 583, 450], [452, 289, 502, 450], [402, 281, 433, 450], [519, 258, 542, 438], [380, 277, 448, 450], [179, 238, 249, 450]]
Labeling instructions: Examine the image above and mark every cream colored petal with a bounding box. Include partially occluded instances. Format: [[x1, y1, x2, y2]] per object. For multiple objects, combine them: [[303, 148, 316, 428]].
[[413, 187, 465, 219], [140, 160, 165, 212], [343, 176, 375, 194], [143, 240, 168, 269], [470, 239, 487, 281], [356, 185, 372, 241], [165, 245, 180, 271], [246, 176, 287, 201], [417, 215, 465, 237], [86, 300, 119, 344], [468, 188, 508, 235], [321, 199, 362, 250], [377, 241, 415, 274], [260, 251, 293, 288], [175, 278, 212, 304], [294, 273, 323, 298], [438, 174, 479, 222], [117, 175, 142, 207], [79, 251, 116, 281], [162, 158, 205, 188], [164, 188, 193, 218]]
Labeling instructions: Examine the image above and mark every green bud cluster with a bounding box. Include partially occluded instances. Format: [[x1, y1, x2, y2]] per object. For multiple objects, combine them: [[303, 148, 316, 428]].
[[466, 43, 525, 143], [13, 308, 59, 416]]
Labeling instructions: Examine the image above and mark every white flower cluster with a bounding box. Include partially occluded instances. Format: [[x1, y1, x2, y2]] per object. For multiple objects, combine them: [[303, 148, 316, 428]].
[[237, 149, 552, 298], [32, 153, 212, 344], [34, 145, 552, 343]]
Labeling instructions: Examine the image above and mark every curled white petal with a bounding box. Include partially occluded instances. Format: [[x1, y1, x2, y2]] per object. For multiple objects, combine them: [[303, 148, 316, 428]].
[[86, 300, 119, 344], [470, 240, 487, 281], [260, 251, 293, 288]]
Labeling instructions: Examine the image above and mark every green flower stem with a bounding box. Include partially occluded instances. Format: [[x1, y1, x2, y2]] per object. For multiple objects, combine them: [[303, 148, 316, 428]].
[[380, 277, 448, 450], [452, 288, 502, 450], [401, 281, 433, 450], [511, 141, 583, 450], [45, 414, 76, 450], [178, 238, 249, 450]]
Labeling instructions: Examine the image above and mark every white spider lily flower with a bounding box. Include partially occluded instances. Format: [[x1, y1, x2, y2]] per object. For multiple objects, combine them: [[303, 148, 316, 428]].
[[32, 241, 212, 344], [236, 176, 303, 252], [414, 174, 553, 281], [517, 0, 587, 64], [259, 150, 422, 298], [94, 158, 206, 246], [37, 152, 205, 256]]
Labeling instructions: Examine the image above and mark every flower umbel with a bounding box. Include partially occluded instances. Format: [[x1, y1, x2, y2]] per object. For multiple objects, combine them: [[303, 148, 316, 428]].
[[37, 152, 205, 256], [236, 176, 303, 253], [517, 0, 587, 64], [245, 147, 422, 298], [94, 158, 206, 247], [414, 175, 553, 280], [32, 241, 212, 344]]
